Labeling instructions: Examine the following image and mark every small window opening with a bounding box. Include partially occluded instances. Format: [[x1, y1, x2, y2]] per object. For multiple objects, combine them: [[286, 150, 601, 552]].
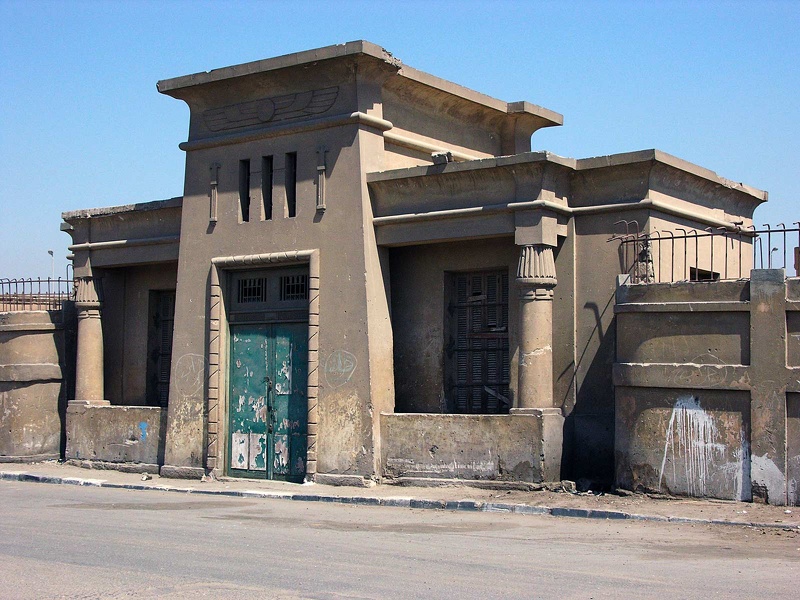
[[689, 267, 720, 281], [285, 152, 297, 218], [262, 156, 273, 221], [239, 159, 251, 222], [280, 274, 308, 301], [237, 278, 268, 303]]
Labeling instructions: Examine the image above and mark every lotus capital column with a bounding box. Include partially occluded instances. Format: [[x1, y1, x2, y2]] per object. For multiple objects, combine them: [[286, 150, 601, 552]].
[[72, 276, 108, 405], [515, 244, 557, 410]]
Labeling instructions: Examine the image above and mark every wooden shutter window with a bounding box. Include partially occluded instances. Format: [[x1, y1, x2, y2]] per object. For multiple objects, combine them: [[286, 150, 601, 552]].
[[446, 270, 510, 414]]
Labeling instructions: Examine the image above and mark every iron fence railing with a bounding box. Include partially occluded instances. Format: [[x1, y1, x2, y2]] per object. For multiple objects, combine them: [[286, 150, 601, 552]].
[[0, 277, 75, 312], [611, 221, 800, 284]]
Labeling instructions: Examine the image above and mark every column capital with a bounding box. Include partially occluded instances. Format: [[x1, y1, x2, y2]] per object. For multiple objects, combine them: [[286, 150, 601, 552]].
[[516, 244, 557, 290], [74, 276, 103, 308]]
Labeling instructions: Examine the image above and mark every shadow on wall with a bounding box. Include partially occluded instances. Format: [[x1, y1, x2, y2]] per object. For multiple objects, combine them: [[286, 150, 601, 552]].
[[565, 294, 617, 487]]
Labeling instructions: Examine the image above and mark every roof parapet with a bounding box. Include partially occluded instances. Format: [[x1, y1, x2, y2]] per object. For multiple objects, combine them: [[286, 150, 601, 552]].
[[61, 197, 183, 221], [157, 41, 399, 95], [156, 40, 564, 133], [367, 149, 767, 205]]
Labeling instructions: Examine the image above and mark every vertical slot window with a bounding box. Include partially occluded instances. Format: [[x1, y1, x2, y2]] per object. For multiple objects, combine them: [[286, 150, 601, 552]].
[[239, 159, 251, 222], [262, 156, 273, 221], [285, 152, 297, 218]]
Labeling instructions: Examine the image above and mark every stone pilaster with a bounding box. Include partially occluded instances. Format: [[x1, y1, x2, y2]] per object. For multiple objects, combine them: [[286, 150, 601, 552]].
[[749, 269, 788, 505], [72, 277, 107, 405]]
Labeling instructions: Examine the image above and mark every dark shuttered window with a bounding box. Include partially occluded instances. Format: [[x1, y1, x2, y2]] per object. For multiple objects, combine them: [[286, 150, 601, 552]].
[[446, 270, 510, 414], [146, 290, 176, 408]]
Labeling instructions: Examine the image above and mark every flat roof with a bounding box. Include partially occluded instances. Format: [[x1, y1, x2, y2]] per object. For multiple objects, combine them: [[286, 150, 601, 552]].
[[157, 40, 562, 127], [62, 197, 183, 221], [576, 149, 767, 201], [367, 149, 767, 203], [157, 41, 395, 93]]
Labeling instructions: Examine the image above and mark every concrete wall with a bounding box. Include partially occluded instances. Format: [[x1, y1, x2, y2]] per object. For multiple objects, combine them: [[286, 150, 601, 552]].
[[614, 271, 800, 505], [569, 156, 762, 488], [381, 413, 544, 482], [789, 393, 800, 503], [66, 405, 164, 472], [0, 309, 73, 462]]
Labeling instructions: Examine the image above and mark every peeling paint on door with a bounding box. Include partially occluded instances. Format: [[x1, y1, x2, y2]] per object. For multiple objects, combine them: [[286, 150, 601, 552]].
[[248, 432, 265, 471], [228, 322, 307, 481], [231, 432, 248, 469]]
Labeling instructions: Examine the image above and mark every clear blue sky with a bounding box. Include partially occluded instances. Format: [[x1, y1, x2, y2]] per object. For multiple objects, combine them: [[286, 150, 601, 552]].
[[1, 0, 798, 278]]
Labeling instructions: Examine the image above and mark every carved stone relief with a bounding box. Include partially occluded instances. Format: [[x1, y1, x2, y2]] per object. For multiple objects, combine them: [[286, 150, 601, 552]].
[[203, 87, 339, 132]]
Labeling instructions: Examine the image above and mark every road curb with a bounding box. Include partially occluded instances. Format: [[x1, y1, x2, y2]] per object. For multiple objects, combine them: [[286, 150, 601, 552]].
[[2, 470, 797, 530]]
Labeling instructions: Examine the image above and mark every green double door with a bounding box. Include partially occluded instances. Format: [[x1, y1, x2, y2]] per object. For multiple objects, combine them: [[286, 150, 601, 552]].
[[228, 322, 308, 481]]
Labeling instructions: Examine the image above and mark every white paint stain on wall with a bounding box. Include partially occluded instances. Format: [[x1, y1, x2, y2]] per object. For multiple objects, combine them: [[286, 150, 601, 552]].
[[659, 395, 727, 497], [720, 431, 751, 501], [751, 453, 785, 504]]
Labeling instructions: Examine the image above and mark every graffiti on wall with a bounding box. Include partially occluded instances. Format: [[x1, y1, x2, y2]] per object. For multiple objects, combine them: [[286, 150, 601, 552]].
[[174, 353, 207, 397], [324, 350, 356, 388]]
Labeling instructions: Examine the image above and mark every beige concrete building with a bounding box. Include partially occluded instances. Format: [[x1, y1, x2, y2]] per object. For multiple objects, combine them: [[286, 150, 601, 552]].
[[20, 41, 778, 491]]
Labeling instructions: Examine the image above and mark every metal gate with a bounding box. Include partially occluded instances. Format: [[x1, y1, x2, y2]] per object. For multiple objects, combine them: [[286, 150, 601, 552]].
[[228, 322, 308, 481]]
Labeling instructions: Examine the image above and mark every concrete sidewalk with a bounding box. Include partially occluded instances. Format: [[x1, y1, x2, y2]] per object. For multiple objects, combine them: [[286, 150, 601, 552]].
[[1, 461, 797, 530]]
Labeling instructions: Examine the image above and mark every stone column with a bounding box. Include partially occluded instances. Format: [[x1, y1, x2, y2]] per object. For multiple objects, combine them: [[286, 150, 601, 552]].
[[511, 243, 563, 482], [72, 276, 107, 405], [515, 244, 557, 409]]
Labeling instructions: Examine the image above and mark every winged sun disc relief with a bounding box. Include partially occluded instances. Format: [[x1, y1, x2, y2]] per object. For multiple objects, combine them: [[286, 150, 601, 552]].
[[203, 87, 339, 132]]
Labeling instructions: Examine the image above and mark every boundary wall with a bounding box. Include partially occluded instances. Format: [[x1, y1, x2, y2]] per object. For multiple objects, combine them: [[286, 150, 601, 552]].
[[0, 308, 74, 461], [614, 270, 800, 505]]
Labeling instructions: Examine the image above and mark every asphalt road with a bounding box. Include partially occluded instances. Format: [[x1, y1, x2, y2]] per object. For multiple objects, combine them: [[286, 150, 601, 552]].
[[0, 481, 797, 599]]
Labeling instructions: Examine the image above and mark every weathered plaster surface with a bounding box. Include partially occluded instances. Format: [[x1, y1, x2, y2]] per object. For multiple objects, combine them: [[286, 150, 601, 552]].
[[616, 387, 750, 500], [66, 405, 164, 466], [615, 272, 800, 505], [381, 413, 545, 482], [0, 311, 67, 461]]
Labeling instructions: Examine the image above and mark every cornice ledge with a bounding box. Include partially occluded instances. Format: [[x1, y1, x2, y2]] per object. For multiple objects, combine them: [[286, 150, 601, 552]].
[[179, 112, 392, 152]]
